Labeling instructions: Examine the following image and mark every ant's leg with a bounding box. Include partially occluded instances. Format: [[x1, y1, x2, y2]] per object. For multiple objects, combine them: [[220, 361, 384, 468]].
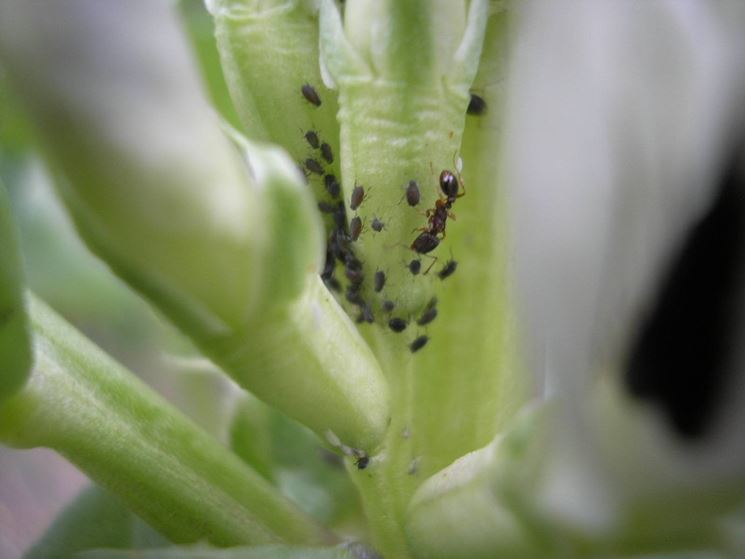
[[423, 254, 439, 275]]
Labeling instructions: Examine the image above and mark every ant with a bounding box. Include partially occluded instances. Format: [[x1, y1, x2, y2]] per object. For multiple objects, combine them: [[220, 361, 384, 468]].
[[410, 165, 465, 270]]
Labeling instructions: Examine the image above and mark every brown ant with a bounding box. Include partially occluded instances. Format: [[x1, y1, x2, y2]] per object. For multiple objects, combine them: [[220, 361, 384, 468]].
[[409, 167, 464, 270]]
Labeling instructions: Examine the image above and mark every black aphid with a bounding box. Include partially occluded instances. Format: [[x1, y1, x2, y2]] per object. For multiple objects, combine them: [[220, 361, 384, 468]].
[[350, 216, 363, 241], [374, 270, 386, 292], [320, 142, 334, 164], [318, 201, 337, 214], [304, 130, 319, 149], [359, 304, 374, 324], [417, 298, 438, 326], [324, 174, 341, 198], [406, 180, 420, 207], [371, 217, 384, 232], [346, 287, 365, 307], [438, 259, 457, 280], [301, 83, 321, 107], [382, 300, 395, 312], [354, 450, 370, 470], [325, 277, 341, 292], [345, 257, 363, 284], [467, 93, 487, 116], [388, 318, 408, 333], [350, 185, 365, 211], [409, 259, 421, 275], [409, 335, 429, 353], [305, 158, 324, 175], [321, 250, 335, 279]]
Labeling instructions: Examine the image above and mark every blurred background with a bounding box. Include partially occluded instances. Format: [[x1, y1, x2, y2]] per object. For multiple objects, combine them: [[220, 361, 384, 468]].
[[0, 2, 244, 556]]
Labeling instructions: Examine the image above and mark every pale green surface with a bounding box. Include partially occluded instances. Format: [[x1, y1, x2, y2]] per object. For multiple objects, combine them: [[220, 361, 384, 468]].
[[0, 295, 331, 547]]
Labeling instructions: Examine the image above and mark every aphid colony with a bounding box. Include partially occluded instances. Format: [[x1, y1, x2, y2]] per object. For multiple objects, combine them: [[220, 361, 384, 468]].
[[301, 82, 466, 355]]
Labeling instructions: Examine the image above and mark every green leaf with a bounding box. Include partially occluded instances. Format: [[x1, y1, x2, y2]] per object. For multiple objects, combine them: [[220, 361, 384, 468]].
[[77, 542, 379, 559], [0, 295, 333, 547], [24, 484, 167, 559], [0, 180, 31, 404]]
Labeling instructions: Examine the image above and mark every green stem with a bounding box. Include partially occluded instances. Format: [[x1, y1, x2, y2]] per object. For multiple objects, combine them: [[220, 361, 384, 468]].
[[204, 275, 389, 452], [0, 294, 334, 547], [344, 10, 522, 558]]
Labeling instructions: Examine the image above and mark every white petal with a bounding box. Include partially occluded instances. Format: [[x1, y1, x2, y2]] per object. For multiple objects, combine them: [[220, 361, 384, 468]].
[[507, 0, 745, 531]]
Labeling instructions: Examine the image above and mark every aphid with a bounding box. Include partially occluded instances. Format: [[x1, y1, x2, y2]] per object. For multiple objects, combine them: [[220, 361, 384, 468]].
[[467, 93, 487, 116], [350, 216, 363, 241], [305, 158, 324, 175], [438, 259, 458, 280], [350, 185, 365, 211], [388, 317, 408, 333], [382, 300, 395, 313], [409, 335, 429, 353], [408, 259, 422, 275], [407, 456, 421, 475], [331, 204, 346, 230], [411, 232, 440, 254], [325, 276, 341, 292], [320, 142, 334, 164], [352, 449, 370, 470], [324, 174, 341, 198], [406, 180, 420, 207], [304, 130, 320, 149], [321, 250, 335, 279], [301, 83, 321, 107], [358, 304, 374, 324], [371, 217, 384, 232], [318, 201, 337, 214], [345, 257, 363, 284], [346, 287, 365, 307], [374, 270, 386, 292], [417, 298, 438, 326]]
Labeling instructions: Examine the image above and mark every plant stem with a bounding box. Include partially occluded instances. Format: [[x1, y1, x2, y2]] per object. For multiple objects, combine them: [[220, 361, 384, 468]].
[[0, 294, 335, 547]]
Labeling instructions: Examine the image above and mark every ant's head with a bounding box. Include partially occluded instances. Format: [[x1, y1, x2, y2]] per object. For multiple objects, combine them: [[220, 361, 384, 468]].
[[439, 170, 459, 199]]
